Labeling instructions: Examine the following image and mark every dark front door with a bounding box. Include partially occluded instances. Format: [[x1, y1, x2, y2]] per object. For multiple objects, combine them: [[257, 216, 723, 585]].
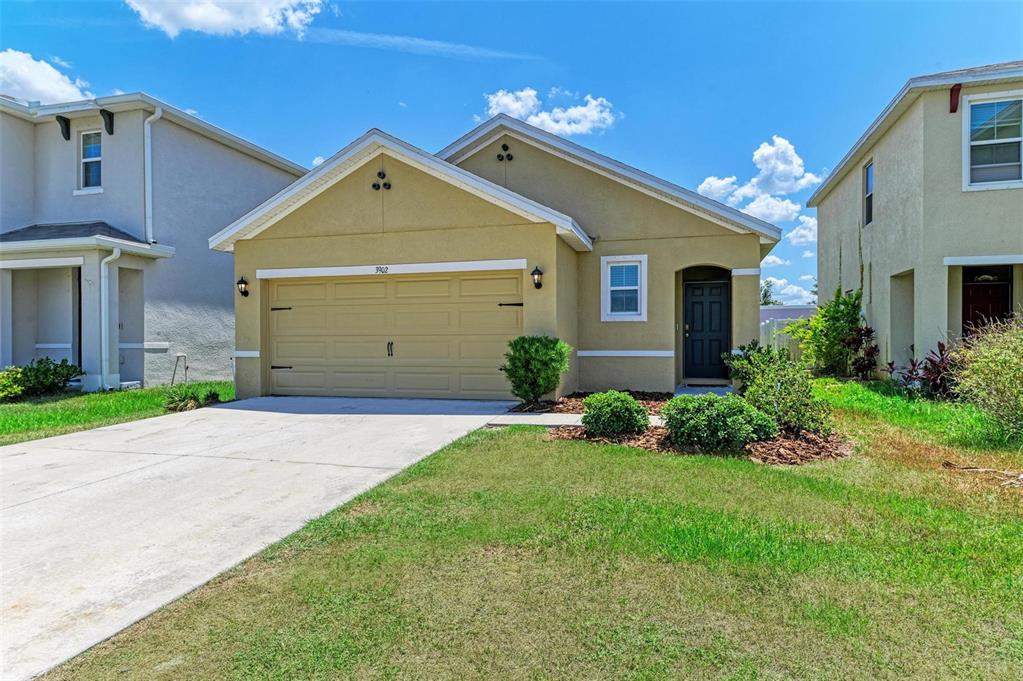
[[962, 265, 1013, 335], [684, 281, 730, 380]]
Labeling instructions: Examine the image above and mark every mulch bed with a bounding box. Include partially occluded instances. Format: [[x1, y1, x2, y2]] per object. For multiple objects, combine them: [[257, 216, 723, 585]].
[[512, 391, 675, 415], [547, 425, 852, 466]]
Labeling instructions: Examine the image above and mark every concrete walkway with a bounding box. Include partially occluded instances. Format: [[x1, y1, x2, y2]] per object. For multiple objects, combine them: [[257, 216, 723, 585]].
[[0, 396, 511, 680]]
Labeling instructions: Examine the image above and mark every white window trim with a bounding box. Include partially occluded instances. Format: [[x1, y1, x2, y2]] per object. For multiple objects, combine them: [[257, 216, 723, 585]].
[[79, 129, 102, 191], [962, 89, 1023, 192], [600, 254, 648, 322]]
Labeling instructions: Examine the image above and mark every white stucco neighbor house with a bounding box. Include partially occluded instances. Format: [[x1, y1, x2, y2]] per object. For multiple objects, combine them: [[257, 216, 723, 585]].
[[0, 93, 305, 390]]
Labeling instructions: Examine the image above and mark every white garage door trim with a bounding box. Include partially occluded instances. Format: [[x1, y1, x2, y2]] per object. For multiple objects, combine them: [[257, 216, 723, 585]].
[[256, 258, 528, 280]]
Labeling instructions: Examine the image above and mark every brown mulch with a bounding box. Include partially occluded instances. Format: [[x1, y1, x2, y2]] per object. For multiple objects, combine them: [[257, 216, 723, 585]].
[[513, 391, 675, 415], [547, 425, 852, 466]]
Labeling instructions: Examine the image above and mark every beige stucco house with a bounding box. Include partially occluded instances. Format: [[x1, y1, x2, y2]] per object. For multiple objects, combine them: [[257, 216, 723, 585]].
[[211, 115, 782, 400], [810, 61, 1023, 367], [0, 94, 303, 390]]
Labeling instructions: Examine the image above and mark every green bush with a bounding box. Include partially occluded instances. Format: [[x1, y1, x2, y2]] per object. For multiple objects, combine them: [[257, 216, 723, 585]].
[[787, 288, 863, 376], [661, 394, 777, 452], [0, 366, 24, 401], [164, 384, 221, 412], [951, 316, 1023, 439], [742, 354, 833, 435], [19, 357, 83, 396], [501, 335, 572, 404], [581, 390, 650, 437], [722, 340, 791, 392]]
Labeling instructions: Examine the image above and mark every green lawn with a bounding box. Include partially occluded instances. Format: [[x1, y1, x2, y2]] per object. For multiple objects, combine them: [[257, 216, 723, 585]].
[[47, 384, 1022, 680], [0, 381, 234, 446]]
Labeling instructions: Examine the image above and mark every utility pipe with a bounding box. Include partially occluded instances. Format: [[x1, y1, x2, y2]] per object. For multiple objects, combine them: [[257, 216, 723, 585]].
[[100, 248, 122, 390], [143, 106, 164, 244]]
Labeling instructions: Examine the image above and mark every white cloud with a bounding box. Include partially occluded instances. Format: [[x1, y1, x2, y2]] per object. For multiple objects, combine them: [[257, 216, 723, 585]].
[[125, 0, 322, 38], [697, 134, 821, 227], [305, 28, 531, 60], [50, 55, 71, 68], [311, 155, 325, 166], [799, 274, 815, 282], [802, 250, 815, 258], [0, 49, 93, 103], [764, 276, 815, 305], [786, 215, 818, 245], [741, 194, 801, 223], [483, 87, 619, 135], [398, 101, 407, 108], [761, 255, 791, 268]]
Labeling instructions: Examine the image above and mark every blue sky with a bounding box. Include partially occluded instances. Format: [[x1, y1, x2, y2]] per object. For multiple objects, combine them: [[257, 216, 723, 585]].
[[3, 1, 1022, 303]]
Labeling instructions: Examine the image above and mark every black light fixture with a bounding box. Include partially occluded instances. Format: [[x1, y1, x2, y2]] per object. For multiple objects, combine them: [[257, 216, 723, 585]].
[[236, 276, 250, 297], [531, 266, 543, 289]]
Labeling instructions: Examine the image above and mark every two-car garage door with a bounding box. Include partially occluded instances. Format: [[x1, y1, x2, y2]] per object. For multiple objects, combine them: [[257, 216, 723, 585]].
[[268, 271, 523, 399]]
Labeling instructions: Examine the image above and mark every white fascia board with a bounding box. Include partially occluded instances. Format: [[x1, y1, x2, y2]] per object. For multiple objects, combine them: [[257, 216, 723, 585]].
[[257, 258, 528, 279], [809, 64, 1023, 207], [0, 256, 85, 269], [438, 115, 782, 243], [210, 129, 592, 253], [0, 237, 175, 259], [944, 254, 1023, 266]]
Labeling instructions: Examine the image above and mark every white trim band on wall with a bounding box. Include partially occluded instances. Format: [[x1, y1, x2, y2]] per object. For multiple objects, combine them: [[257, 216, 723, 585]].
[[577, 350, 674, 357], [1, 256, 85, 269], [256, 258, 529, 280], [35, 343, 72, 349], [731, 268, 761, 276], [943, 255, 1023, 266], [234, 350, 260, 358]]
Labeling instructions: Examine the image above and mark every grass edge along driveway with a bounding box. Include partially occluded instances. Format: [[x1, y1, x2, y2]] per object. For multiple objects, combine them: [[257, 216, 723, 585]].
[[0, 381, 234, 446], [45, 395, 1023, 680]]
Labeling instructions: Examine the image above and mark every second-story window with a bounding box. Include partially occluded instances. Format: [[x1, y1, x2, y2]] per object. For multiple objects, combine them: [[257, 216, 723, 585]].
[[863, 162, 874, 225], [81, 131, 102, 189], [969, 97, 1021, 184]]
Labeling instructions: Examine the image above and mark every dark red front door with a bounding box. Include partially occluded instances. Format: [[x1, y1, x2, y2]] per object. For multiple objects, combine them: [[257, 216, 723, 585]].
[[962, 282, 1012, 334]]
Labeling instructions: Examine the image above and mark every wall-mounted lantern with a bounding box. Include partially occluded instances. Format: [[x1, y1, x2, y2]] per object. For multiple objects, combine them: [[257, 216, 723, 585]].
[[531, 266, 544, 289], [236, 276, 250, 297]]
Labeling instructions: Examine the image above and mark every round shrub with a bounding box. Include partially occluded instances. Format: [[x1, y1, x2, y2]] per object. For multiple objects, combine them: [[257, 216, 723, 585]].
[[742, 356, 833, 436], [581, 390, 649, 437], [0, 366, 24, 402], [19, 357, 82, 397], [661, 394, 778, 452], [501, 335, 572, 404]]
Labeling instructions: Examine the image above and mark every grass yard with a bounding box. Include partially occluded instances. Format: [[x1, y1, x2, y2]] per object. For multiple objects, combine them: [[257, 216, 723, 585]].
[[0, 381, 234, 446], [47, 381, 1022, 680]]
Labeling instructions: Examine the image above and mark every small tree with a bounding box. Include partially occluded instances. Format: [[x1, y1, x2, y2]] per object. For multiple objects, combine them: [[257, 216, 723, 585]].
[[760, 279, 782, 306], [501, 336, 572, 404], [787, 288, 863, 376]]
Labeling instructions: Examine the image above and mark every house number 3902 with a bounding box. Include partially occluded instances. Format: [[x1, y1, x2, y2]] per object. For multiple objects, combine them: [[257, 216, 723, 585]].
[[375, 266, 389, 274]]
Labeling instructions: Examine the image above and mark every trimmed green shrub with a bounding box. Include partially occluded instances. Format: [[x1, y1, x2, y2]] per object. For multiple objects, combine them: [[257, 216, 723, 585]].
[[722, 340, 791, 392], [743, 354, 833, 435], [164, 384, 221, 412], [661, 394, 778, 452], [787, 288, 863, 376], [581, 390, 650, 437], [501, 335, 572, 404], [0, 366, 24, 401], [951, 316, 1023, 439], [19, 357, 83, 397]]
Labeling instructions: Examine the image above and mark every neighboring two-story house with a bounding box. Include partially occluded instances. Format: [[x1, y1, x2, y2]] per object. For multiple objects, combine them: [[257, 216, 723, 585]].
[[0, 94, 304, 390], [810, 61, 1023, 367]]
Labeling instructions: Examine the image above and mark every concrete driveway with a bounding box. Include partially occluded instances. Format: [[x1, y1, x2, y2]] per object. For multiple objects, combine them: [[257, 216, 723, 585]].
[[0, 396, 511, 680]]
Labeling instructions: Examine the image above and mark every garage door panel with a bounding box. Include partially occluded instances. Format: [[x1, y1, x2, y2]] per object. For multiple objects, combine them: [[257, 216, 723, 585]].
[[269, 270, 522, 399]]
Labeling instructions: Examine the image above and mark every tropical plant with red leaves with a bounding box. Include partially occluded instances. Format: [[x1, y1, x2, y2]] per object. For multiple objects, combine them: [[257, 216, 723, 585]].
[[921, 342, 956, 399]]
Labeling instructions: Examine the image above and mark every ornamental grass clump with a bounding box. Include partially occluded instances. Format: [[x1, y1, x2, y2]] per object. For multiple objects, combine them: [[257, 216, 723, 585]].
[[951, 316, 1023, 440], [581, 390, 650, 437]]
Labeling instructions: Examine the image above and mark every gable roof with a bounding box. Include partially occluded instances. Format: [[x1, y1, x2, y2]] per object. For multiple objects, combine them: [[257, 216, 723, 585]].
[[808, 60, 1023, 207], [209, 129, 592, 252], [0, 93, 306, 177], [438, 114, 782, 244]]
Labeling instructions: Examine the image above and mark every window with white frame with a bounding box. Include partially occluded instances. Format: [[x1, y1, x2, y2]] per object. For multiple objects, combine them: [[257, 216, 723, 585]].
[[601, 255, 647, 321], [863, 161, 874, 225], [80, 131, 102, 189], [966, 93, 1021, 187]]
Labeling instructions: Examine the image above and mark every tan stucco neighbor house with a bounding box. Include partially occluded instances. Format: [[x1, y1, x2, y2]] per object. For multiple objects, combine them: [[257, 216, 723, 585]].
[[810, 61, 1023, 367], [0, 94, 303, 390], [211, 115, 782, 400]]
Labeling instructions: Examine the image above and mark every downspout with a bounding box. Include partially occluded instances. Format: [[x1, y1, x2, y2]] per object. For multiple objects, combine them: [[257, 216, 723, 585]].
[[100, 248, 123, 390], [143, 106, 164, 244]]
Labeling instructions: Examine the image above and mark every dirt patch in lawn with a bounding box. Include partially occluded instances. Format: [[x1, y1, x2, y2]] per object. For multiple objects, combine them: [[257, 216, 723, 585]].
[[548, 425, 852, 465], [513, 391, 675, 415]]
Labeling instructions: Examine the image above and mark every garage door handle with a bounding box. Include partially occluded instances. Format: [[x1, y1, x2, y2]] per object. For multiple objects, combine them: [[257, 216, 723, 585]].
[[270, 365, 292, 370], [498, 302, 524, 307], [270, 307, 292, 311], [387, 341, 393, 357]]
